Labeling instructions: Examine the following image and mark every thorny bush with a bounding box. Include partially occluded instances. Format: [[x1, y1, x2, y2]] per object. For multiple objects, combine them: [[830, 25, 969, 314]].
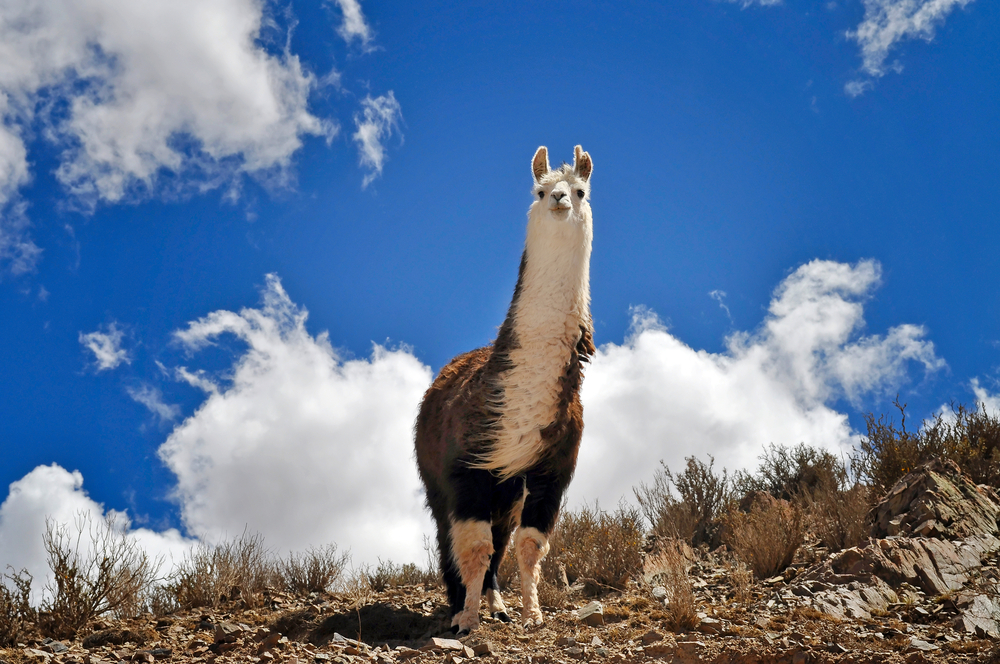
[[723, 496, 804, 579]]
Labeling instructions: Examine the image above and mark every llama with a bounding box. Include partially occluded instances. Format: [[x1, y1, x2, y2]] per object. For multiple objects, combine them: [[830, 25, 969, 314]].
[[414, 145, 595, 634]]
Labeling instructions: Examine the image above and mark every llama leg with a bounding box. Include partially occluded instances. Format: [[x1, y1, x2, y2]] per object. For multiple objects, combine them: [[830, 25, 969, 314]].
[[514, 526, 550, 627], [450, 519, 493, 634], [484, 520, 515, 622]]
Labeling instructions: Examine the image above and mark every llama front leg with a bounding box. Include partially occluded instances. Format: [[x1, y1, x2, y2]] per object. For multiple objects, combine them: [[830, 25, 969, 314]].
[[514, 526, 550, 627], [450, 519, 493, 634]]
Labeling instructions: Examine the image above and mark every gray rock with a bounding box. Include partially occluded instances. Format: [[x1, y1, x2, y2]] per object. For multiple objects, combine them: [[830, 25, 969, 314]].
[[577, 600, 604, 626]]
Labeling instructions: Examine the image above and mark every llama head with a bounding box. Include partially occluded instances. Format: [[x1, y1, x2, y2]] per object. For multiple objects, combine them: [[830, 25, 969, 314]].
[[530, 145, 593, 224]]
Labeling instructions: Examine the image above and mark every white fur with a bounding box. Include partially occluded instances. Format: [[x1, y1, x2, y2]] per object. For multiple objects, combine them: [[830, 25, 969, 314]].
[[475, 157, 593, 479], [449, 518, 494, 632], [515, 526, 550, 627]]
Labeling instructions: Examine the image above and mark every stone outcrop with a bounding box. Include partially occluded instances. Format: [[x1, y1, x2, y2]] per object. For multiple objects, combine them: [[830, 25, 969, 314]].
[[792, 459, 1000, 637]]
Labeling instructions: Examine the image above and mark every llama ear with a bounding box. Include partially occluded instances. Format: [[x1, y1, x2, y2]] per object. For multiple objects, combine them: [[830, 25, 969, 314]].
[[573, 145, 592, 182], [532, 146, 549, 183]]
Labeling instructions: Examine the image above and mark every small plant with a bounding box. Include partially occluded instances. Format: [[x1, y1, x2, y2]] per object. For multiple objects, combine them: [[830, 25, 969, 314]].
[[544, 502, 644, 592], [723, 497, 804, 579], [728, 560, 753, 607], [165, 530, 276, 610], [634, 456, 733, 547], [1, 567, 36, 646], [39, 514, 158, 638], [279, 543, 349, 595], [644, 542, 697, 632], [802, 480, 871, 552]]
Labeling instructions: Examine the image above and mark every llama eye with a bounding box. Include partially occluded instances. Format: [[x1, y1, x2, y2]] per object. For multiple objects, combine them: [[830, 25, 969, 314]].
[[538, 191, 545, 199], [576, 190, 585, 199]]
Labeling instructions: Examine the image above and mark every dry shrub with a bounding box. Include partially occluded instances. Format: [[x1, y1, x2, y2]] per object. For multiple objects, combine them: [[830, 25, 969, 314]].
[[39, 514, 158, 638], [854, 399, 1000, 496], [723, 498, 803, 579], [1, 568, 36, 646], [365, 559, 438, 591], [279, 544, 349, 595], [166, 530, 276, 610], [802, 481, 871, 552], [634, 456, 732, 547], [734, 443, 843, 502], [545, 503, 644, 592], [644, 541, 697, 632]]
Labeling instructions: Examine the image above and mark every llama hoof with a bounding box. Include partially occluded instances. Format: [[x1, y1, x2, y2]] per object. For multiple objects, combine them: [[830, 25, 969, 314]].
[[492, 611, 511, 623], [522, 617, 543, 630]]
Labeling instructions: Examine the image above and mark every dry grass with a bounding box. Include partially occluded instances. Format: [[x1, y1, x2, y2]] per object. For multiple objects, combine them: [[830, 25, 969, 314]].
[[644, 542, 697, 632], [853, 398, 1000, 496], [802, 481, 871, 552], [635, 456, 732, 547], [278, 544, 350, 595], [365, 559, 438, 592], [727, 560, 753, 606], [544, 503, 644, 592], [723, 499, 804, 579], [38, 514, 158, 638], [1, 568, 36, 646], [164, 530, 276, 611]]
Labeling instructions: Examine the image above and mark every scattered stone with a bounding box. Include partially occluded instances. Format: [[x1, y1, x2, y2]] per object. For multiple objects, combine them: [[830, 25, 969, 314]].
[[214, 622, 242, 644], [641, 630, 663, 645], [565, 646, 585, 659], [577, 600, 604, 626], [697, 617, 722, 635], [556, 636, 577, 647], [906, 638, 939, 652], [651, 586, 667, 601], [471, 643, 493, 657]]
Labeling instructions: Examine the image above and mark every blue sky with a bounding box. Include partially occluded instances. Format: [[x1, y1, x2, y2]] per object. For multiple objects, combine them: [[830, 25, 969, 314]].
[[1, 0, 997, 581]]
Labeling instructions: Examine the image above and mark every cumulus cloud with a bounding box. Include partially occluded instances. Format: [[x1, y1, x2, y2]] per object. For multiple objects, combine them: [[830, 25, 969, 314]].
[[353, 92, 402, 187], [571, 259, 943, 506], [334, 0, 373, 46], [846, 0, 974, 90], [0, 0, 333, 208], [0, 464, 192, 600], [160, 274, 434, 564], [79, 321, 130, 371], [127, 384, 181, 423], [970, 379, 1000, 415]]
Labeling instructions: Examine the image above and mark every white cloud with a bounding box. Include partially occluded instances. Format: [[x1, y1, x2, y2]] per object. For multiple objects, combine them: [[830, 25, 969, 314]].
[[847, 0, 974, 81], [970, 379, 1000, 415], [127, 384, 181, 423], [79, 321, 130, 371], [844, 79, 875, 97], [159, 274, 435, 564], [0, 464, 192, 600], [572, 259, 943, 506], [352, 92, 402, 187], [334, 0, 373, 46], [722, 0, 783, 7], [0, 0, 333, 208]]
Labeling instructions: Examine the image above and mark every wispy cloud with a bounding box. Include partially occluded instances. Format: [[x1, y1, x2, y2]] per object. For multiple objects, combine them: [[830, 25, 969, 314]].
[[333, 0, 373, 47], [709, 289, 733, 324], [353, 92, 403, 187], [127, 384, 181, 423], [846, 0, 974, 94], [79, 322, 130, 371]]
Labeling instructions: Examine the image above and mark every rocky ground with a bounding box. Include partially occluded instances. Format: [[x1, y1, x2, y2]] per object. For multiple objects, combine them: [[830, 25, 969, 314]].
[[4, 459, 1000, 664]]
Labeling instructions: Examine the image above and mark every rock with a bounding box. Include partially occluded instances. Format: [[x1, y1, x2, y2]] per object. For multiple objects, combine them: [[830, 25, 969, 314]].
[[641, 630, 663, 645], [429, 638, 468, 654], [651, 586, 667, 601], [471, 643, 493, 657], [906, 638, 939, 652], [697, 617, 722, 635], [214, 622, 242, 644], [566, 646, 585, 659], [577, 600, 604, 626], [643, 643, 673, 657], [257, 632, 282, 653], [873, 458, 1000, 540], [954, 593, 1000, 637], [556, 636, 577, 647]]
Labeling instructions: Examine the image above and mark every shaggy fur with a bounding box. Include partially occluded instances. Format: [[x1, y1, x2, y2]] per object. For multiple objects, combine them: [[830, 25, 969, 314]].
[[414, 145, 594, 633]]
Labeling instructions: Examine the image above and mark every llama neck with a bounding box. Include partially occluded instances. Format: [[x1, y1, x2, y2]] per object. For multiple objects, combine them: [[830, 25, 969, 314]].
[[477, 210, 592, 479]]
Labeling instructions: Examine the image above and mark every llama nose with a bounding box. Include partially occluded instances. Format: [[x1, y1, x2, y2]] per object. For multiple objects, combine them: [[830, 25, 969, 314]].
[[551, 191, 565, 202]]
